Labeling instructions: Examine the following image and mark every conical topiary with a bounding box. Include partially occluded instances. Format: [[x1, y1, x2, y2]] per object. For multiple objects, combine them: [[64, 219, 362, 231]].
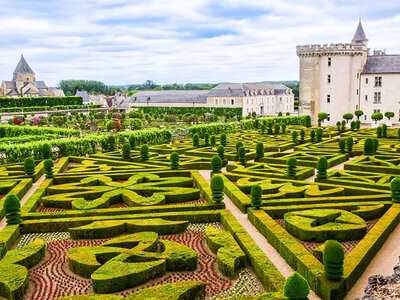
[[261, 124, 266, 135], [238, 146, 246, 166], [323, 240, 344, 281], [373, 138, 379, 154], [317, 157, 328, 179], [107, 135, 116, 151], [236, 142, 244, 160], [210, 135, 216, 147], [382, 124, 388, 138], [193, 134, 200, 147], [390, 177, 400, 203], [346, 137, 353, 153], [24, 157, 35, 175], [44, 159, 54, 178], [122, 143, 131, 160], [42, 143, 52, 159], [217, 145, 225, 161], [4, 194, 22, 225], [251, 184, 262, 208], [255, 142, 264, 160], [282, 123, 287, 133], [364, 138, 374, 155], [170, 152, 180, 170], [284, 272, 310, 300], [128, 134, 136, 149], [300, 130, 305, 143], [339, 139, 346, 153], [211, 155, 222, 173], [316, 128, 323, 142], [274, 124, 280, 135], [211, 175, 224, 203], [376, 126, 382, 138], [310, 130, 316, 143], [292, 131, 298, 144], [286, 157, 297, 177], [140, 144, 149, 161], [204, 133, 210, 146], [220, 133, 227, 146]]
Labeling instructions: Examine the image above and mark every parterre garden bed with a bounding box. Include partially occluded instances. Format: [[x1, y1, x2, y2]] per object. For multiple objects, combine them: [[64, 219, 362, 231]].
[[1, 123, 400, 299]]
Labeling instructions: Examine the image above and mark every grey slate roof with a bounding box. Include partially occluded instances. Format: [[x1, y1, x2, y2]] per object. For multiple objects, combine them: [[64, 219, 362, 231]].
[[13, 55, 34, 80], [36, 81, 47, 89], [130, 90, 209, 103], [352, 21, 368, 44], [362, 55, 400, 74], [208, 83, 292, 97], [75, 91, 90, 103]]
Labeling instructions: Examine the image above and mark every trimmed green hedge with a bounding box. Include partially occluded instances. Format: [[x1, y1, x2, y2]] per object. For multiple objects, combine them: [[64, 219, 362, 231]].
[[0, 96, 83, 108]]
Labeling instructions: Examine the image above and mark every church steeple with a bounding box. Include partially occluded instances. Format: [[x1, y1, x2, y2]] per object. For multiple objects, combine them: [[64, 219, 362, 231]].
[[352, 20, 368, 45], [13, 55, 35, 80]]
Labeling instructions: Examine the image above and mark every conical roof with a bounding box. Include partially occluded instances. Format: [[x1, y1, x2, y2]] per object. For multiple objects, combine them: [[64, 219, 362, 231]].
[[352, 21, 368, 44], [13, 55, 34, 80]]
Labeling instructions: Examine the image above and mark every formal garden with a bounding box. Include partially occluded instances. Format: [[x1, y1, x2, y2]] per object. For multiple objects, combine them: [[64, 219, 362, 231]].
[[0, 114, 399, 299]]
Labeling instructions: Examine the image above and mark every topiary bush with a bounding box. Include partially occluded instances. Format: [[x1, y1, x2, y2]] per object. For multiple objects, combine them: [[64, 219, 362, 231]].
[[255, 142, 264, 160], [261, 124, 266, 135], [251, 184, 262, 209], [341, 120, 346, 132], [274, 124, 280, 135], [107, 135, 116, 151], [382, 124, 388, 138], [286, 157, 297, 177], [267, 122, 273, 135], [364, 138, 374, 156], [210, 135, 216, 147], [300, 129, 305, 143], [336, 121, 341, 133], [128, 134, 136, 149], [350, 121, 356, 131], [58, 143, 68, 157], [211, 155, 222, 173], [310, 130, 315, 143], [339, 139, 346, 153], [220, 133, 227, 146], [217, 145, 225, 161], [170, 152, 180, 170], [204, 132, 210, 146], [390, 177, 400, 203], [316, 128, 323, 142], [323, 240, 344, 281], [44, 159, 54, 178], [304, 115, 312, 127], [192, 134, 200, 147], [211, 175, 224, 203], [346, 137, 353, 153], [122, 143, 131, 160], [377, 126, 382, 138], [140, 144, 149, 161], [284, 272, 310, 300], [355, 120, 361, 130], [42, 143, 52, 159], [24, 157, 35, 175], [292, 131, 298, 144], [4, 194, 22, 225], [238, 146, 246, 166], [317, 157, 328, 179], [236, 142, 244, 159], [373, 138, 379, 154], [282, 123, 287, 133]]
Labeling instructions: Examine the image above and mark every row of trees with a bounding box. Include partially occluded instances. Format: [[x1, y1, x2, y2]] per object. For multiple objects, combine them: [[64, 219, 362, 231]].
[[318, 110, 395, 124]]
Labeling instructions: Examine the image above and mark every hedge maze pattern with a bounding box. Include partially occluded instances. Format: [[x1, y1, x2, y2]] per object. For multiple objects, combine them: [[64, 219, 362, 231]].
[[2, 125, 400, 299]]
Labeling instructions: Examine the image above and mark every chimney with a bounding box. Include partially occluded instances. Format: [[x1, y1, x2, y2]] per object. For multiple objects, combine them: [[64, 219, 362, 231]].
[[228, 87, 232, 95]]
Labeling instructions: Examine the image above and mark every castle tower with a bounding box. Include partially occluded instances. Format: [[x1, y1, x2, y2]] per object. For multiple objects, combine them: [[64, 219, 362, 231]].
[[297, 21, 368, 124]]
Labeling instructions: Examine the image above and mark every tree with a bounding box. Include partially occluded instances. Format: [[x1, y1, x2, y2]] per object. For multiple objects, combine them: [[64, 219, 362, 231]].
[[44, 159, 54, 178], [170, 152, 180, 170], [24, 157, 35, 175], [251, 184, 262, 208], [211, 155, 222, 173], [371, 112, 383, 124], [238, 146, 246, 166], [211, 175, 224, 203], [284, 272, 310, 300], [355, 110, 364, 120], [385, 112, 395, 120], [390, 177, 400, 203], [318, 112, 328, 124], [342, 113, 353, 123], [255, 142, 264, 160], [4, 194, 22, 225], [122, 143, 131, 160], [58, 80, 109, 96], [317, 157, 328, 179]]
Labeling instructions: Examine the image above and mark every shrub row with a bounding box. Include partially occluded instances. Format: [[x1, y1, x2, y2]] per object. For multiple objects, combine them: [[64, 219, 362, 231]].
[[0, 96, 83, 108]]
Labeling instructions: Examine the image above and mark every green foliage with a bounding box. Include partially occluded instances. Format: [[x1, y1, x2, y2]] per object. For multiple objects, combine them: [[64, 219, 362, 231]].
[[274, 124, 280, 135], [137, 106, 242, 117], [140, 144, 149, 161], [318, 112, 328, 122], [267, 122, 273, 134], [355, 110, 364, 120], [211, 155, 222, 173], [364, 138, 374, 156], [44, 159, 54, 178], [339, 139, 346, 153], [128, 135, 136, 148], [210, 135, 216, 147], [278, 112, 283, 117], [346, 137, 354, 153], [192, 133, 200, 147], [382, 124, 388, 137], [310, 130, 315, 143], [281, 123, 287, 133], [300, 129, 305, 143], [261, 124, 266, 135], [58, 80, 109, 96], [251, 184, 262, 208], [0, 96, 83, 108], [376, 126, 383, 138], [317, 157, 328, 179], [286, 157, 297, 177], [58, 143, 68, 157], [220, 133, 227, 146], [24, 157, 35, 175], [373, 138, 379, 154], [210, 175, 224, 203], [356, 120, 361, 130], [42, 143, 52, 159], [304, 115, 312, 127], [130, 118, 143, 130], [217, 145, 225, 161], [343, 113, 353, 123], [204, 132, 210, 146], [238, 146, 246, 166], [336, 121, 341, 133], [350, 121, 356, 131], [371, 112, 383, 123], [323, 240, 344, 280], [4, 193, 21, 225], [284, 272, 310, 300], [385, 111, 394, 120], [236, 142, 244, 154], [170, 152, 180, 170], [255, 142, 264, 159], [390, 177, 400, 203], [341, 120, 346, 132], [122, 143, 131, 160], [107, 135, 116, 151], [292, 131, 298, 144], [316, 128, 323, 142]]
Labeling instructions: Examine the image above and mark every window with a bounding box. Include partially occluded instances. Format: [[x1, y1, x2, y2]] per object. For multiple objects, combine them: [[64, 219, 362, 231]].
[[327, 75, 331, 83], [374, 109, 381, 113], [328, 57, 331, 66], [357, 89, 359, 95], [357, 73, 359, 79], [327, 94, 331, 103], [327, 113, 330, 121], [375, 76, 382, 87], [365, 95, 368, 101], [374, 92, 381, 103], [215, 99, 218, 105], [231, 99, 234, 105], [365, 115, 367, 121], [356, 105, 359, 110], [280, 97, 282, 102], [251, 99, 254, 104], [222, 98, 226, 105], [247, 99, 249, 105], [366, 78, 369, 84]]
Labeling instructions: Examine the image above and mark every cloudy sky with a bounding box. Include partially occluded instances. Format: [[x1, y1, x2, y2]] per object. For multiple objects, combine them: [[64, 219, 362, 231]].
[[0, 0, 399, 87]]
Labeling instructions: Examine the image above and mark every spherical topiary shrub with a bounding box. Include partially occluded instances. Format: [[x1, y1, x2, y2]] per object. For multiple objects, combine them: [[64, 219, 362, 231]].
[[211, 175, 224, 203], [377, 126, 383, 138], [211, 155, 222, 173], [238, 146, 246, 166], [373, 138, 379, 154], [310, 130, 316, 143], [282, 123, 287, 133], [140, 144, 149, 161], [122, 143, 131, 160], [4, 194, 22, 225], [286, 157, 297, 177], [364, 138, 374, 156], [107, 135, 116, 151], [390, 177, 400, 203], [346, 137, 354, 153], [193, 134, 200, 147], [24, 157, 35, 175], [204, 132, 210, 146], [128, 135, 136, 148], [338, 139, 346, 153], [42, 143, 52, 159], [382, 124, 388, 138], [170, 152, 180, 170], [44, 159, 54, 178], [300, 129, 305, 143], [292, 131, 298, 144], [220, 133, 227, 146], [316, 128, 323, 142], [251, 184, 262, 209], [317, 157, 328, 179], [261, 124, 266, 135], [284, 272, 310, 300], [255, 142, 264, 160], [323, 240, 344, 281], [217, 145, 225, 161], [210, 135, 216, 147]]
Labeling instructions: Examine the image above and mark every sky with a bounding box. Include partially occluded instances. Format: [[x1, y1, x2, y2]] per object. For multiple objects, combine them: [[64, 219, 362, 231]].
[[0, 0, 400, 87]]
